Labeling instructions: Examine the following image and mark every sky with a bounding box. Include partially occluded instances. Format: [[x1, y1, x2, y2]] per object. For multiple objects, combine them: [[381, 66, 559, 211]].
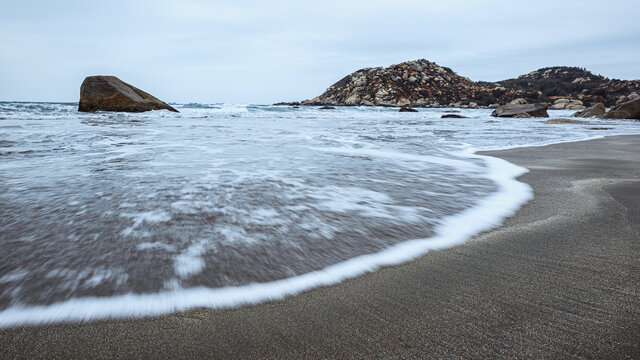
[[1, 0, 639, 104]]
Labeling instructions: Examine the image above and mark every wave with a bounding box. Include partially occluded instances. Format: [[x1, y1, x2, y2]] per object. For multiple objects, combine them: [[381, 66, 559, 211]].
[[0, 147, 531, 328], [179, 103, 223, 109]]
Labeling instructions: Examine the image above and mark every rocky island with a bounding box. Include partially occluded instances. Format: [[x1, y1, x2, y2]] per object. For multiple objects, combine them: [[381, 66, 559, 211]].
[[285, 59, 640, 116]]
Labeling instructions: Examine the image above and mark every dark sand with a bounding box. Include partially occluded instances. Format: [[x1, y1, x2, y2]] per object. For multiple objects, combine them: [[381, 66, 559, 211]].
[[2, 135, 639, 359]]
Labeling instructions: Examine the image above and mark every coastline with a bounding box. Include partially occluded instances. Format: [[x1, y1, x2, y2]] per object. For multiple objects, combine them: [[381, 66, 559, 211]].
[[2, 134, 640, 358]]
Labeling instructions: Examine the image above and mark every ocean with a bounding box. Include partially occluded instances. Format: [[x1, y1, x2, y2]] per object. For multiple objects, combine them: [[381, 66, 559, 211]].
[[1, 102, 639, 327]]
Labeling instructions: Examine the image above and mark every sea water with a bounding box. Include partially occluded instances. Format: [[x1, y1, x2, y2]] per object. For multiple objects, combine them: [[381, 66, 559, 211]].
[[1, 102, 639, 327]]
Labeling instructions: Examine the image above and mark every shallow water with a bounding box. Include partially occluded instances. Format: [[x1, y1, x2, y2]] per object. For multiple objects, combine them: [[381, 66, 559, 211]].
[[1, 102, 639, 326]]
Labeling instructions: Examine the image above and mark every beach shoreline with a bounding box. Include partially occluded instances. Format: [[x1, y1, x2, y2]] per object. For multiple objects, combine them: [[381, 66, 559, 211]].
[[2, 134, 639, 358]]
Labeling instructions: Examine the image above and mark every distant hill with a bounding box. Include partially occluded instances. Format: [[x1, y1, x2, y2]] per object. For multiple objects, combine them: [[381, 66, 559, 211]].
[[290, 61, 639, 108]]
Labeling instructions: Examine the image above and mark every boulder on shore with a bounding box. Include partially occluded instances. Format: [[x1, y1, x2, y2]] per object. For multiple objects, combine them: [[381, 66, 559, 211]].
[[78, 76, 178, 113], [573, 103, 606, 118], [603, 98, 640, 119], [491, 103, 549, 118]]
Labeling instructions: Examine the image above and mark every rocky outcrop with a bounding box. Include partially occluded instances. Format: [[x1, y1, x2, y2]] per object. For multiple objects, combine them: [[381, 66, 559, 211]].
[[78, 76, 178, 113], [587, 82, 640, 107], [302, 59, 488, 108], [475, 67, 640, 107], [294, 61, 639, 109], [613, 92, 640, 105], [603, 98, 640, 119], [491, 104, 549, 118], [573, 103, 606, 118]]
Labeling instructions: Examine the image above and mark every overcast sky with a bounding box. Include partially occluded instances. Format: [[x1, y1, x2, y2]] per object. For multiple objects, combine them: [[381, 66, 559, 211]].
[[1, 0, 639, 103]]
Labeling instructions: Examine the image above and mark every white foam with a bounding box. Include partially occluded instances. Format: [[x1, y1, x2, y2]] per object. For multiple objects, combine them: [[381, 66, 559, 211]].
[[174, 241, 208, 279], [120, 210, 171, 236], [0, 148, 532, 328], [216, 225, 258, 245], [83, 269, 116, 288], [307, 185, 422, 221]]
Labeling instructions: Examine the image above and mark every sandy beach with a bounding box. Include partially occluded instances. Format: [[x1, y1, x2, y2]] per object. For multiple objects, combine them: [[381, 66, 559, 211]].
[[1, 134, 639, 359]]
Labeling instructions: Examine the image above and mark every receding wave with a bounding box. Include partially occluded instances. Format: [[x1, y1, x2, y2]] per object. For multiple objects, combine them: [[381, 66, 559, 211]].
[[1, 102, 640, 327]]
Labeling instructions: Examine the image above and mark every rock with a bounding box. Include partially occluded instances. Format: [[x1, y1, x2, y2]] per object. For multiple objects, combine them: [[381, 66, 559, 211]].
[[408, 63, 424, 72], [551, 99, 584, 110], [566, 100, 585, 110], [353, 77, 367, 87], [319, 106, 336, 110], [413, 99, 428, 107], [396, 98, 411, 107], [545, 118, 589, 124], [441, 114, 468, 118], [491, 103, 549, 118], [78, 76, 178, 113], [509, 98, 528, 105], [566, 104, 586, 110], [573, 103, 606, 118], [345, 94, 360, 105], [399, 107, 418, 112], [603, 98, 640, 119], [628, 92, 640, 101]]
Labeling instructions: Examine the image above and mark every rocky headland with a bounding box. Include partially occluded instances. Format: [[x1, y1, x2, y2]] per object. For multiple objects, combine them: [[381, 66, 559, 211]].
[[284, 60, 640, 117]]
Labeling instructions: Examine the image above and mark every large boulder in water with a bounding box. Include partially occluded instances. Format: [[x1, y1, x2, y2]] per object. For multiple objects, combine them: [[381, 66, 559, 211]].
[[491, 103, 549, 118], [78, 76, 178, 113], [603, 98, 640, 119]]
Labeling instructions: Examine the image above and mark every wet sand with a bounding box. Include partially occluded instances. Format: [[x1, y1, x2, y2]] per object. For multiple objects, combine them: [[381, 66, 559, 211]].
[[2, 135, 639, 359]]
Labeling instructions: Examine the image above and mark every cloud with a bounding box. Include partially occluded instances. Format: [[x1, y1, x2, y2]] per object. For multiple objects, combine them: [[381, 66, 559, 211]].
[[1, 0, 638, 103]]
